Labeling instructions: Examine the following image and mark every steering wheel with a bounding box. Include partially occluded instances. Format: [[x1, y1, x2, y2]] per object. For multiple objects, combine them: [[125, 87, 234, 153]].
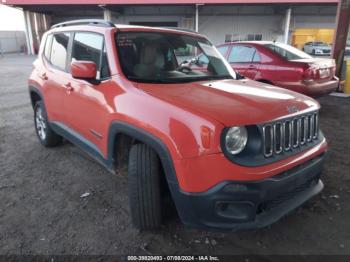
[[177, 65, 192, 74]]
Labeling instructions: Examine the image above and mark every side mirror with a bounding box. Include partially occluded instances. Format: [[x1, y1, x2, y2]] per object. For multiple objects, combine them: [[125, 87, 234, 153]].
[[191, 57, 199, 65], [71, 61, 98, 83], [180, 60, 188, 66]]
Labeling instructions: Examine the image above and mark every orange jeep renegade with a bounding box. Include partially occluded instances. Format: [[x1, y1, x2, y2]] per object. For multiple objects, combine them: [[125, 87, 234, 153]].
[[29, 20, 327, 231]]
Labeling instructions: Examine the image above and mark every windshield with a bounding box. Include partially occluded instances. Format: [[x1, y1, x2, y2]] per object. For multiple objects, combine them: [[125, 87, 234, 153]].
[[116, 31, 236, 83], [265, 42, 312, 61], [314, 42, 328, 46]]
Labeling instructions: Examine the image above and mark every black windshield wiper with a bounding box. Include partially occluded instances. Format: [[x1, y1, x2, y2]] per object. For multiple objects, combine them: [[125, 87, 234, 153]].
[[127, 76, 179, 83], [127, 75, 235, 83], [203, 75, 234, 80]]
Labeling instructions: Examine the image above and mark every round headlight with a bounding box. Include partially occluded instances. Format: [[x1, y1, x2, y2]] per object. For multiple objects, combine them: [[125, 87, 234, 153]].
[[225, 126, 248, 155]]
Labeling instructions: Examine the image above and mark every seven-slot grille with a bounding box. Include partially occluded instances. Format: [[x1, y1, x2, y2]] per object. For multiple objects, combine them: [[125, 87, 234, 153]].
[[262, 112, 319, 157]]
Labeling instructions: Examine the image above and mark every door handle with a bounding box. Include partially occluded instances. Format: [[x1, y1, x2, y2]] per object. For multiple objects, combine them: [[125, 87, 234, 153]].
[[248, 65, 256, 69], [39, 72, 48, 80], [64, 82, 74, 92]]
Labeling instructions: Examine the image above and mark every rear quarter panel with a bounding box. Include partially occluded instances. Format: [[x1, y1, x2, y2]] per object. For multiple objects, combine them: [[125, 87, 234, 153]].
[[252, 45, 307, 93]]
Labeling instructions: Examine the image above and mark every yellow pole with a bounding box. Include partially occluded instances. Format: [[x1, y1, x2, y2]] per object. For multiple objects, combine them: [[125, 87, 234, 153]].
[[344, 60, 350, 94]]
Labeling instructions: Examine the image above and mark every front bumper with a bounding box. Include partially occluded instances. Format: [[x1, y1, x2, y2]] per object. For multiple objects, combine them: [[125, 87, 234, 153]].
[[172, 153, 325, 231]]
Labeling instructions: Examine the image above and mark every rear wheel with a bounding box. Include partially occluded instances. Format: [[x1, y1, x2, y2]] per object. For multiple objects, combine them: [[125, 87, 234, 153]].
[[34, 101, 62, 147], [128, 143, 162, 230]]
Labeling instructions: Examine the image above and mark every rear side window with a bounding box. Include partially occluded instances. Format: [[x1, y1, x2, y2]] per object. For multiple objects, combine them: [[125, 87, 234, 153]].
[[50, 33, 70, 70], [71, 32, 110, 79], [228, 45, 259, 63]]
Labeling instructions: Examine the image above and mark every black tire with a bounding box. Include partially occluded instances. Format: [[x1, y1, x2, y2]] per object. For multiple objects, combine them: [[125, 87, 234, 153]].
[[34, 101, 62, 147], [128, 143, 162, 230]]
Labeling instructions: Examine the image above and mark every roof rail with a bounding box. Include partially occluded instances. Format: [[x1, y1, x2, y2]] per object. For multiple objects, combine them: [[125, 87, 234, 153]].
[[51, 19, 115, 29], [164, 27, 199, 34]]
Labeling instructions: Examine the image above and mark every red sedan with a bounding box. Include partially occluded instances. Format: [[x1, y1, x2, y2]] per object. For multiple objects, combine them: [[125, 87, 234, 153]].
[[215, 41, 339, 97]]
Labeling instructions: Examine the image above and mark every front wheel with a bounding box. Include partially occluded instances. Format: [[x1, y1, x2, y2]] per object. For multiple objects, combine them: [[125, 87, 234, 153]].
[[34, 101, 62, 147], [128, 143, 162, 230]]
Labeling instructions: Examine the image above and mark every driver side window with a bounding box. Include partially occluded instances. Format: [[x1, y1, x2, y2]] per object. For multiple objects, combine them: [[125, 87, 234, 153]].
[[71, 32, 110, 80], [198, 54, 209, 65]]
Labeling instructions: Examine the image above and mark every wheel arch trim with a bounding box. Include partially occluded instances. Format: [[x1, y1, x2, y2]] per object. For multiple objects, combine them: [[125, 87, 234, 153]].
[[29, 85, 44, 109], [107, 121, 179, 184], [106, 121, 198, 223]]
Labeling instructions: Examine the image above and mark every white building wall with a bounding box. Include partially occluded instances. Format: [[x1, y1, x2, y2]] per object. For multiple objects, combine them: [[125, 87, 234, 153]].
[[292, 15, 336, 29], [47, 4, 338, 47], [0, 31, 26, 54], [199, 15, 284, 45], [107, 5, 336, 45], [113, 15, 184, 27], [111, 13, 287, 45]]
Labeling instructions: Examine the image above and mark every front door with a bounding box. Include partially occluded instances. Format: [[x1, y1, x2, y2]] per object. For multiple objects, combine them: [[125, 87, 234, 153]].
[[63, 32, 111, 154]]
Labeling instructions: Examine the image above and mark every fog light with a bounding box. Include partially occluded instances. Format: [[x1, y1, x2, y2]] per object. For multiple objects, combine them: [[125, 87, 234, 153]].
[[215, 201, 255, 221]]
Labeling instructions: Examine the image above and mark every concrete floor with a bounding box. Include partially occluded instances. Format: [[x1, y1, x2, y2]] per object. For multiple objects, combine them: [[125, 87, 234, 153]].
[[0, 54, 350, 257]]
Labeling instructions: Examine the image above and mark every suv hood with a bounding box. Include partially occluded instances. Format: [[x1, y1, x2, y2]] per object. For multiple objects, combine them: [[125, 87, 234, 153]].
[[137, 79, 319, 126]]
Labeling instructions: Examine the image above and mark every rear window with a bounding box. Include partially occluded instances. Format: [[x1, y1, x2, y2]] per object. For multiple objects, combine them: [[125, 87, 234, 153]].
[[265, 43, 312, 61], [50, 33, 71, 70]]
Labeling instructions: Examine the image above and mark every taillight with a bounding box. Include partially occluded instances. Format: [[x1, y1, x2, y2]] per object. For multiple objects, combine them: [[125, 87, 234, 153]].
[[301, 66, 316, 82], [331, 66, 336, 76]]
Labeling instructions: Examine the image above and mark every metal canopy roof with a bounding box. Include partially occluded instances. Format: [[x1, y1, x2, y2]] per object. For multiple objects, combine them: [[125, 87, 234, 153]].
[[2, 0, 339, 5]]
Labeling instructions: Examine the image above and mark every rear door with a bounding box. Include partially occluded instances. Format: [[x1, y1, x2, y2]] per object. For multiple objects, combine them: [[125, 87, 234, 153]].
[[227, 45, 260, 80], [42, 32, 72, 122], [63, 32, 111, 152]]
